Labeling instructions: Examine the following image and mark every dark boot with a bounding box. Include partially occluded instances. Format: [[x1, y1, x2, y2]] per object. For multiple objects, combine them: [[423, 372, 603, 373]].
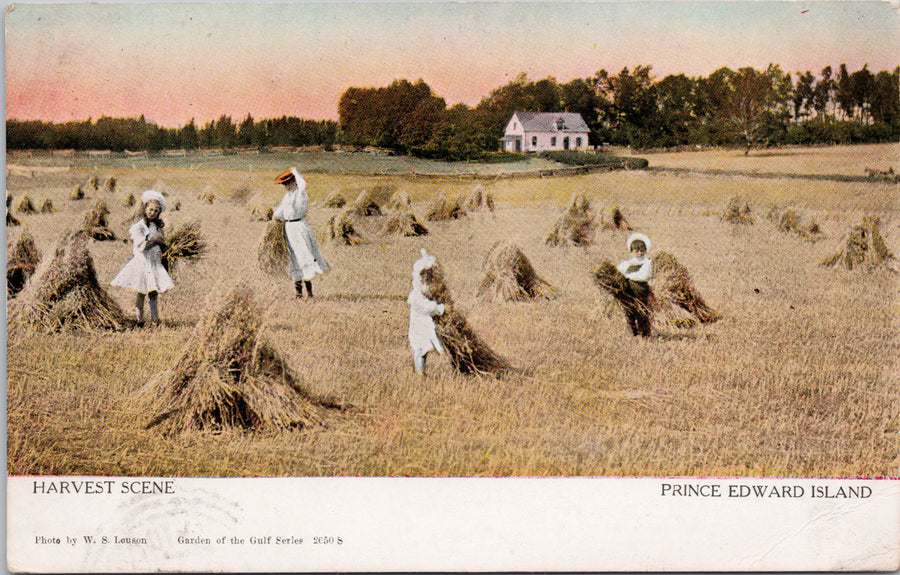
[[304, 281, 313, 299], [294, 281, 304, 298]]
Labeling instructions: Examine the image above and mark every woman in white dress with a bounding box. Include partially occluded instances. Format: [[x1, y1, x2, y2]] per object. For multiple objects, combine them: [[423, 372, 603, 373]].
[[111, 190, 174, 325], [273, 167, 329, 299]]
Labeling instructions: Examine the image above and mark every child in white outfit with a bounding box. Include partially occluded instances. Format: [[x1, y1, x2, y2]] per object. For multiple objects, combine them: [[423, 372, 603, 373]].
[[407, 249, 445, 375], [616, 232, 653, 337], [111, 190, 174, 325]]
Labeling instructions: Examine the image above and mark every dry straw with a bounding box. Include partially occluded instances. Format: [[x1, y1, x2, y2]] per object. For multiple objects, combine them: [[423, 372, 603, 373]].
[[546, 193, 596, 246], [133, 287, 335, 435], [821, 216, 895, 270], [477, 241, 558, 302], [421, 262, 512, 377], [425, 193, 466, 221], [383, 211, 428, 236], [350, 188, 383, 216], [323, 189, 348, 208], [246, 192, 274, 221], [386, 189, 411, 210], [602, 206, 633, 230], [105, 177, 117, 193], [81, 200, 116, 241], [7, 196, 20, 226], [771, 207, 825, 242], [651, 251, 722, 327], [70, 185, 86, 201], [722, 197, 754, 225], [6, 230, 42, 299], [9, 230, 128, 332], [325, 210, 363, 245], [39, 198, 55, 213], [257, 219, 290, 276], [466, 186, 495, 212], [123, 193, 136, 207], [197, 186, 216, 203], [161, 220, 207, 272], [15, 195, 37, 215], [88, 176, 100, 190]]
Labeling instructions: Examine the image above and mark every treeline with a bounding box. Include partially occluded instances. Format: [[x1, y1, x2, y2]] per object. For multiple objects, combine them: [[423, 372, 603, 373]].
[[339, 64, 900, 157], [7, 63, 899, 157], [6, 115, 338, 152]]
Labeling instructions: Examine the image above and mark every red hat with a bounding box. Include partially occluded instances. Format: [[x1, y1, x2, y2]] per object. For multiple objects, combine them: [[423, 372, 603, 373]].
[[274, 169, 295, 184]]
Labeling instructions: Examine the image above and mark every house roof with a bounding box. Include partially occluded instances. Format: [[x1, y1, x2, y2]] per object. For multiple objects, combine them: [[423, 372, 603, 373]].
[[513, 111, 589, 133]]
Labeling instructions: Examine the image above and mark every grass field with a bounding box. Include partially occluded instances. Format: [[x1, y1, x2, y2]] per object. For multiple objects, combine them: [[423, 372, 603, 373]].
[[6, 144, 899, 477]]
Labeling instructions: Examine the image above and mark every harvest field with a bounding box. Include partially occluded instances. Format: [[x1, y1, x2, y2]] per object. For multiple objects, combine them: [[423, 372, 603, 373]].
[[6, 144, 899, 477]]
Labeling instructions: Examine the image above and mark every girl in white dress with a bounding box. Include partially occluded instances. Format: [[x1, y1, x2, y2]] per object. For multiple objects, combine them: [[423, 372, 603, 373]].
[[273, 167, 329, 298], [407, 249, 446, 375], [616, 232, 653, 337], [111, 190, 174, 325]]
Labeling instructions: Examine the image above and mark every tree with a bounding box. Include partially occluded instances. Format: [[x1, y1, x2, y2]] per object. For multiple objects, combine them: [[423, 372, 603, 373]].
[[812, 66, 834, 119], [849, 65, 875, 123], [793, 71, 816, 120]]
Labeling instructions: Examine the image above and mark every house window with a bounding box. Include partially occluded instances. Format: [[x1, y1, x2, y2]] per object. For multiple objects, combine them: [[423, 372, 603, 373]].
[[556, 119, 565, 130], [532, 136, 537, 147], [551, 136, 557, 146], [576, 137, 582, 147]]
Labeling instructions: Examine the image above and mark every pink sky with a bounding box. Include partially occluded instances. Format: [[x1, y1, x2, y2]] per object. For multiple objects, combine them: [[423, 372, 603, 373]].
[[6, 2, 898, 127]]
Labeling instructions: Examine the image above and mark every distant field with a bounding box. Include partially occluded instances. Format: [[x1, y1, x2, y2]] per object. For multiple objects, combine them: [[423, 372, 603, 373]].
[[642, 142, 900, 178], [7, 148, 566, 175], [6, 143, 899, 477]]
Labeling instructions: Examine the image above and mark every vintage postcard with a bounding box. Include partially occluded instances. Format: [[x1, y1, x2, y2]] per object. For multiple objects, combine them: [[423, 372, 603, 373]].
[[5, 1, 899, 572]]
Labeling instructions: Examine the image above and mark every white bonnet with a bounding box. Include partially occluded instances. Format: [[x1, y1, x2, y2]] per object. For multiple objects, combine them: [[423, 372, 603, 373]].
[[626, 232, 651, 251], [412, 248, 436, 278], [140, 189, 166, 212]]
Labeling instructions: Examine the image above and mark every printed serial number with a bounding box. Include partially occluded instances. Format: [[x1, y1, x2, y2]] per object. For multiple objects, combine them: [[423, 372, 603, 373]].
[[312, 536, 343, 545]]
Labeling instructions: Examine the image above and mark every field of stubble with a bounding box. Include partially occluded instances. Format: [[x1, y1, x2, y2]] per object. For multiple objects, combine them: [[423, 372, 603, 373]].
[[6, 144, 899, 477]]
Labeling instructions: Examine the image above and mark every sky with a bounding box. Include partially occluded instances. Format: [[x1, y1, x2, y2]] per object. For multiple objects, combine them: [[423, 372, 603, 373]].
[[5, 1, 899, 127]]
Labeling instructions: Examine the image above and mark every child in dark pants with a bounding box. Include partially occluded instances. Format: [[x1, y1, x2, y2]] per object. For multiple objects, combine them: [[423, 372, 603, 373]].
[[617, 233, 653, 337]]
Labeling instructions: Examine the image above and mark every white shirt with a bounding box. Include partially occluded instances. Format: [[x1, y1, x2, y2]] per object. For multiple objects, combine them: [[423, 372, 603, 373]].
[[617, 255, 652, 282]]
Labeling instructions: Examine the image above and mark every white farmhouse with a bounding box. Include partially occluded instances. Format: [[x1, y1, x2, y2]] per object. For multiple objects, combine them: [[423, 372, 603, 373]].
[[501, 111, 590, 153]]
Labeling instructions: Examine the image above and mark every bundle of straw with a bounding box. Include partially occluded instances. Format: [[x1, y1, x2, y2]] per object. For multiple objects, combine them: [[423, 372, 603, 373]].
[[6, 230, 42, 298], [325, 210, 363, 245], [821, 216, 895, 270], [383, 211, 428, 236], [323, 190, 347, 208], [197, 186, 216, 203], [246, 192, 274, 221], [89, 176, 100, 190], [161, 220, 207, 272], [466, 186, 495, 211], [122, 193, 136, 207], [257, 219, 290, 276], [70, 186, 85, 201], [477, 241, 558, 302], [351, 189, 382, 216], [602, 206, 633, 230], [15, 195, 37, 215], [81, 200, 116, 241], [774, 208, 825, 242], [9, 231, 128, 332], [722, 197, 754, 225], [651, 251, 721, 325], [39, 198, 55, 213], [422, 262, 512, 377], [386, 189, 411, 210], [7, 196, 20, 226], [546, 193, 596, 246], [134, 287, 335, 434], [105, 177, 117, 193], [425, 194, 466, 221]]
